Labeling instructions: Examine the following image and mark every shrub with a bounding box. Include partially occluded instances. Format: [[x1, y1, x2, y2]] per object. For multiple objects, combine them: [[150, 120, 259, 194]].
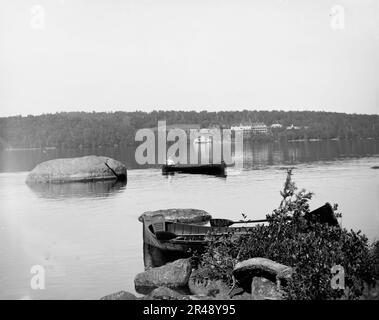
[[372, 240, 379, 279], [195, 169, 377, 299]]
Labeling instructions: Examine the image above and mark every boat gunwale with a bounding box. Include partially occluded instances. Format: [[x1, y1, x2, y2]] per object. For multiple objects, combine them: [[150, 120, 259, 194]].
[[143, 218, 257, 251]]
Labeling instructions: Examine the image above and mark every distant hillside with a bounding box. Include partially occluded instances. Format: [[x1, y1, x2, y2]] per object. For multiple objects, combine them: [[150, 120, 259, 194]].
[[0, 110, 378, 149]]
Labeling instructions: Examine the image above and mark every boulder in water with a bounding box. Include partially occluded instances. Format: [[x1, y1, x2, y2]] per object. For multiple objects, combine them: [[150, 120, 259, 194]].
[[26, 155, 127, 183]]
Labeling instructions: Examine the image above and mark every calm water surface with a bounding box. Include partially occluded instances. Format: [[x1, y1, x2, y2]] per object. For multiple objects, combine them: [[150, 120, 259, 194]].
[[0, 140, 378, 299]]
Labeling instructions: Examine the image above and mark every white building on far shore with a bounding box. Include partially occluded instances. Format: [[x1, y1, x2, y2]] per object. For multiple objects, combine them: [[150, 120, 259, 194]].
[[230, 125, 253, 132], [251, 122, 269, 134], [231, 123, 269, 134]]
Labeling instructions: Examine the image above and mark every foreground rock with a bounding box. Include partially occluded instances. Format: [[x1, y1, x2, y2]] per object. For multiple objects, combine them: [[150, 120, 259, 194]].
[[188, 268, 231, 299], [135, 258, 192, 294], [231, 257, 293, 299], [143, 287, 187, 300], [101, 286, 215, 301], [251, 277, 284, 300], [26, 155, 127, 183], [138, 209, 212, 224], [233, 257, 293, 285], [100, 290, 137, 300]]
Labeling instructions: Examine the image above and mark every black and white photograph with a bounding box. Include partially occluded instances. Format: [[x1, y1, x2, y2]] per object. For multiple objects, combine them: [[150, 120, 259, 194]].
[[0, 0, 378, 308]]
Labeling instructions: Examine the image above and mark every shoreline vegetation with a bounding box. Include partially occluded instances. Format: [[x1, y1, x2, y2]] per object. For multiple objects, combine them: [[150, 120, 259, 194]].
[[1, 110, 378, 150], [102, 170, 379, 300], [193, 170, 379, 300]]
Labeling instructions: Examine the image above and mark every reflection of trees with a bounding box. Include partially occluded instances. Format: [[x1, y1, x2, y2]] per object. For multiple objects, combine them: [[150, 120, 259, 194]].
[[27, 180, 126, 199], [239, 140, 379, 168], [252, 143, 270, 166]]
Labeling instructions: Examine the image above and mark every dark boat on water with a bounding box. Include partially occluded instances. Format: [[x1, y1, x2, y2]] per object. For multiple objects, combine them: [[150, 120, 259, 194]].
[[161, 162, 226, 176], [141, 203, 337, 253]]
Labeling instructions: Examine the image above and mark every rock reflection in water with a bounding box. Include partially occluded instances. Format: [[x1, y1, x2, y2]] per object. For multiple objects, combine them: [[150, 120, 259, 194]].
[[27, 179, 126, 199]]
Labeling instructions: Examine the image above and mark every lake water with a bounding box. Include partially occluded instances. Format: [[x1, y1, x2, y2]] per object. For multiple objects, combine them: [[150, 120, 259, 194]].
[[0, 139, 379, 299]]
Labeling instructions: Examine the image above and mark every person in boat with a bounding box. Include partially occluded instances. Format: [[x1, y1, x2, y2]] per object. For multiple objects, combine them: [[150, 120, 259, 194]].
[[166, 157, 175, 166]]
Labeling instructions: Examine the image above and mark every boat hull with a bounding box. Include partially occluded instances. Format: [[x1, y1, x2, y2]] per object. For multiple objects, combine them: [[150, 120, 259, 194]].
[[143, 221, 207, 253], [142, 219, 255, 253], [162, 163, 226, 176]]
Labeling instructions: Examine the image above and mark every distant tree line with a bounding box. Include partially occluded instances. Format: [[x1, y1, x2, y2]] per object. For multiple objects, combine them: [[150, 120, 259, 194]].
[[0, 110, 378, 149]]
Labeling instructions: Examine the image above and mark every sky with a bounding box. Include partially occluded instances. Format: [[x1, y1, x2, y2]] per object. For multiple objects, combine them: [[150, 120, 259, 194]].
[[0, 0, 378, 116]]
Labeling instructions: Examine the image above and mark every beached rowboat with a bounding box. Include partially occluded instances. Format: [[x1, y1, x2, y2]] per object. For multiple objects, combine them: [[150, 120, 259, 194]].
[[142, 214, 255, 253], [141, 203, 338, 253]]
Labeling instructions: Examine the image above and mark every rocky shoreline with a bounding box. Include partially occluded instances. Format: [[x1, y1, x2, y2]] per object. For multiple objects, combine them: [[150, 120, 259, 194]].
[[101, 194, 379, 300], [101, 254, 379, 300], [101, 257, 294, 300]]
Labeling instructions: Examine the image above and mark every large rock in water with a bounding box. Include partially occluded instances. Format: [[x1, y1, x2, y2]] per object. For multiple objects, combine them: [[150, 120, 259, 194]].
[[134, 258, 192, 294], [26, 155, 127, 183], [138, 209, 212, 224]]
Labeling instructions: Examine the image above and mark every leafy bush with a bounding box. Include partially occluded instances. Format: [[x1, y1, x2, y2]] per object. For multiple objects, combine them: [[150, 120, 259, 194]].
[[372, 240, 379, 279], [195, 169, 377, 299]]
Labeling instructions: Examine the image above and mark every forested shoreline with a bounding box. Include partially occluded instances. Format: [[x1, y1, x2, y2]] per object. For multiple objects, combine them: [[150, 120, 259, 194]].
[[0, 110, 378, 149]]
